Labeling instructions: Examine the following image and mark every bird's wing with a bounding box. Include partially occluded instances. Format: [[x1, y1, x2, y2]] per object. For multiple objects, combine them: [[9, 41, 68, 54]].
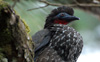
[[34, 35, 51, 62], [32, 29, 50, 48], [32, 29, 51, 61]]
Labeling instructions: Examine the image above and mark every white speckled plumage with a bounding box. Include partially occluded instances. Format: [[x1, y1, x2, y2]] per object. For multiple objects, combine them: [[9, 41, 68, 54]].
[[35, 24, 83, 62]]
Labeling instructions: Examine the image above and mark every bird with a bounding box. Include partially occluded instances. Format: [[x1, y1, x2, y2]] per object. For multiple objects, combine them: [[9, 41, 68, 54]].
[[32, 6, 83, 62]]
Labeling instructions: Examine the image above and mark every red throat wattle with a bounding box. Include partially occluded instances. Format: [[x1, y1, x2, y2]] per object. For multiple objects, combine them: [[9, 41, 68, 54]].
[[54, 20, 68, 25]]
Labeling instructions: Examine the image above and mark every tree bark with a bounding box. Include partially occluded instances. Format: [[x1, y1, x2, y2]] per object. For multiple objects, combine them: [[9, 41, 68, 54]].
[[0, 1, 34, 62]]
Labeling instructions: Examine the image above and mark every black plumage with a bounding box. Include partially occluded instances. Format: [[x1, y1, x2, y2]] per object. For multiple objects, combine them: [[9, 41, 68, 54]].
[[32, 6, 83, 62]]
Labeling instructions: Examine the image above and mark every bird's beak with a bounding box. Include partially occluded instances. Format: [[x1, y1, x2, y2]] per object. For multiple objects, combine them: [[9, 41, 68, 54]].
[[63, 15, 80, 21], [70, 16, 80, 20]]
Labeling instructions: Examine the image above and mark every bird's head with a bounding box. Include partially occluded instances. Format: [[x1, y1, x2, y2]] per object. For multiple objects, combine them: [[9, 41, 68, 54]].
[[44, 6, 80, 28], [53, 12, 80, 25]]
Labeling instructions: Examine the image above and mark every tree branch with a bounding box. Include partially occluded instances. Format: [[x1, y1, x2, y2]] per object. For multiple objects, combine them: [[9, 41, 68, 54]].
[[12, 0, 18, 8], [27, 4, 49, 11], [40, 0, 100, 7], [27, 0, 100, 11]]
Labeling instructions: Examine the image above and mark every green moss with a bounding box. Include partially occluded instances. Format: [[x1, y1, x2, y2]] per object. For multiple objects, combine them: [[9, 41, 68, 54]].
[[2, 45, 12, 56], [0, 0, 8, 11], [0, 45, 12, 59], [22, 19, 30, 33], [0, 28, 12, 57], [0, 0, 12, 60], [0, 0, 9, 20], [16, 13, 30, 33], [0, 1, 12, 45], [0, 48, 4, 59], [0, 53, 4, 59], [0, 28, 12, 46]]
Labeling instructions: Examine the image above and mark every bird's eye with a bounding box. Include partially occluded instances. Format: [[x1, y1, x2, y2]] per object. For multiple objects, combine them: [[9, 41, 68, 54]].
[[60, 13, 65, 16]]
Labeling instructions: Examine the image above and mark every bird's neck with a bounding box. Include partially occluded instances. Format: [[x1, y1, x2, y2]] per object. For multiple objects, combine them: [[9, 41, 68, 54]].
[[44, 20, 69, 29], [54, 20, 68, 25]]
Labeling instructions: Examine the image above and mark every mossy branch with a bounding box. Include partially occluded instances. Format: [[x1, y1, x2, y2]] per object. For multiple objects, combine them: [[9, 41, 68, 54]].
[[0, 1, 34, 62]]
